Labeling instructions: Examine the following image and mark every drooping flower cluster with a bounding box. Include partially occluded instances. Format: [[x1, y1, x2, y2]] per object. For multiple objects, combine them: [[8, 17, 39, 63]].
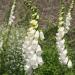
[[56, 26, 72, 68], [8, 0, 16, 25], [22, 12, 44, 73], [64, 12, 72, 33], [65, 0, 74, 33], [56, 1, 74, 68], [22, 27, 44, 70]]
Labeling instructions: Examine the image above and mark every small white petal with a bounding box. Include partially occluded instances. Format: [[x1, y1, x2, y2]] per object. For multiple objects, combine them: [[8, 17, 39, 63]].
[[63, 57, 68, 64]]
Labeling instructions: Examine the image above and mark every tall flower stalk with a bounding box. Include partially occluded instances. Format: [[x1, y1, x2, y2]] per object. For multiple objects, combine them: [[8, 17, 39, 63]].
[[56, 0, 74, 68], [65, 0, 74, 33], [1, 0, 16, 74], [3, 0, 16, 45], [0, 0, 16, 50], [22, 6, 44, 75], [8, 0, 16, 25]]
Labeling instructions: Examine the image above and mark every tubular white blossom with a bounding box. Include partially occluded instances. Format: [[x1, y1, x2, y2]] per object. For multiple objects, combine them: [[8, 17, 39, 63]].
[[8, 0, 16, 25], [68, 60, 72, 68], [39, 30, 45, 40]]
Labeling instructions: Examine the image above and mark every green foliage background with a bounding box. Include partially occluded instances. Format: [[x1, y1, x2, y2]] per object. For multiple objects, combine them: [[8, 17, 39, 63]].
[[0, 0, 75, 75]]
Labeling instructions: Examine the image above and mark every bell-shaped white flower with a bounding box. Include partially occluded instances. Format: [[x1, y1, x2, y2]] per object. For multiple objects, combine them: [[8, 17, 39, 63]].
[[39, 30, 45, 40], [56, 25, 72, 67], [62, 49, 67, 55], [63, 57, 68, 64], [37, 56, 43, 66], [56, 32, 65, 39], [68, 60, 72, 68], [34, 30, 39, 39], [30, 54, 38, 66], [36, 45, 42, 56]]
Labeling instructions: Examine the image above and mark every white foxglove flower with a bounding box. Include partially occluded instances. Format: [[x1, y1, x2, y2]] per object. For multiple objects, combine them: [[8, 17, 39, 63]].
[[56, 32, 65, 39], [68, 60, 72, 68], [37, 56, 43, 65], [57, 0, 74, 68], [56, 4, 74, 67], [62, 49, 67, 55], [39, 30, 45, 40], [56, 22, 72, 68], [22, 10, 44, 74], [34, 30, 39, 39], [63, 57, 68, 64], [36, 45, 42, 56]]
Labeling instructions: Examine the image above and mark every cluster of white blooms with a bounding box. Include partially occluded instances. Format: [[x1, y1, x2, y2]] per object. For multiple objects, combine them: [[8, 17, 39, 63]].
[[8, 0, 16, 25], [65, 0, 74, 33], [64, 12, 72, 33], [56, 27, 72, 68], [22, 19, 44, 73]]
